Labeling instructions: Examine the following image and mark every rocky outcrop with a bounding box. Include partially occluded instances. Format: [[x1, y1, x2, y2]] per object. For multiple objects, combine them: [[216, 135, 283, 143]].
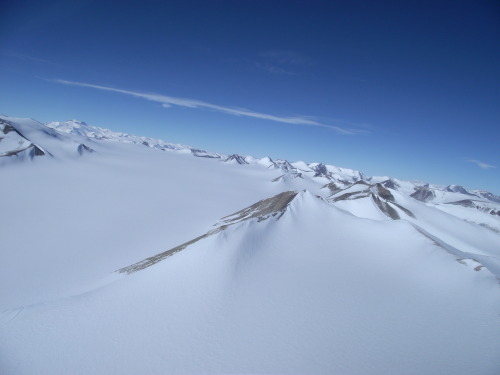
[[410, 186, 435, 202]]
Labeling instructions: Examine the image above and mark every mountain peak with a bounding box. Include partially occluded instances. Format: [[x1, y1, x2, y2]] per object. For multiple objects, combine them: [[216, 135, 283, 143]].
[[224, 154, 249, 164], [117, 190, 309, 274], [219, 190, 299, 225]]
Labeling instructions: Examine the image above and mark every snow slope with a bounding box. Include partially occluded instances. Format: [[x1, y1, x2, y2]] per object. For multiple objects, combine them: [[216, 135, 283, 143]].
[[1, 115, 499, 374], [2, 192, 499, 375]]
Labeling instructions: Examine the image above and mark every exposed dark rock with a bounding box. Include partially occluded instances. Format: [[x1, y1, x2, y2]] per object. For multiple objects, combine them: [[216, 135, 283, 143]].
[[313, 163, 329, 178], [30, 145, 46, 157], [321, 182, 341, 195], [3, 148, 29, 157], [445, 200, 476, 208], [330, 182, 414, 219], [1, 121, 29, 141], [410, 186, 435, 202], [225, 154, 249, 164], [117, 233, 209, 274], [77, 144, 95, 155], [475, 191, 500, 204], [272, 172, 303, 182], [2, 124, 15, 134], [390, 202, 416, 218], [331, 191, 370, 202], [221, 190, 298, 224], [374, 183, 395, 202], [456, 258, 485, 272], [446, 185, 474, 196], [337, 179, 352, 187], [372, 195, 400, 220], [381, 179, 399, 190], [479, 223, 500, 233], [117, 191, 300, 274], [275, 160, 295, 172], [191, 149, 221, 159], [2, 144, 49, 158], [1, 119, 52, 160], [353, 180, 371, 186]]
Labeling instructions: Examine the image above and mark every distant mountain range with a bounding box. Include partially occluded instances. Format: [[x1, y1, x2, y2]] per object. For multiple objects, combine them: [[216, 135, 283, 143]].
[[3, 116, 498, 204]]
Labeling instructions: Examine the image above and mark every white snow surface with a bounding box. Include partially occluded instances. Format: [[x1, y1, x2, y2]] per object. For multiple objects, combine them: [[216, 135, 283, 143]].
[[1, 116, 500, 375]]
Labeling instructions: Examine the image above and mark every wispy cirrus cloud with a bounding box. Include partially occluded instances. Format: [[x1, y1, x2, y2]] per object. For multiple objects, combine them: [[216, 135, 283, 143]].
[[51, 79, 366, 135], [467, 159, 497, 170]]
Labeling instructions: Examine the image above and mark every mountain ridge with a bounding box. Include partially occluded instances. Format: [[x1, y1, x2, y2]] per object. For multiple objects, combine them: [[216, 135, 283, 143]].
[[43, 117, 498, 200]]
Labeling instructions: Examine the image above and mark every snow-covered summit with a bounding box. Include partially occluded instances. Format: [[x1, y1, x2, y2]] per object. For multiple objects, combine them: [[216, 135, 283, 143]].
[[46, 119, 190, 152], [0, 116, 95, 163]]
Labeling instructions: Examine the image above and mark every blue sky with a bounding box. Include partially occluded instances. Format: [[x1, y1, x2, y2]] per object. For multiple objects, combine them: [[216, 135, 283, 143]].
[[1, 0, 499, 193]]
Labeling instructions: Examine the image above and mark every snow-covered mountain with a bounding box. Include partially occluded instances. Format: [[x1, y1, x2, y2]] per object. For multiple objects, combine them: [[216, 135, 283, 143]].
[[23, 117, 500, 207], [47, 119, 191, 152], [0, 117, 95, 163], [1, 115, 499, 375]]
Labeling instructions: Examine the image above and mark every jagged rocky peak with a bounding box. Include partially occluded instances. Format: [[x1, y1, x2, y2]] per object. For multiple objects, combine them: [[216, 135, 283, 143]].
[[410, 185, 435, 202], [329, 181, 414, 220], [472, 190, 500, 204], [312, 163, 329, 178], [380, 179, 400, 190], [224, 154, 249, 165], [257, 156, 276, 167], [274, 159, 295, 172], [271, 171, 303, 182], [191, 148, 222, 159], [446, 185, 475, 196], [0, 122, 15, 134], [219, 190, 299, 225], [445, 199, 500, 217]]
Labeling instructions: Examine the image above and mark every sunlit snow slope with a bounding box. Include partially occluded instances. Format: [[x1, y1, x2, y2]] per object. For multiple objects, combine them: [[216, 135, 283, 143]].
[[1, 115, 499, 375]]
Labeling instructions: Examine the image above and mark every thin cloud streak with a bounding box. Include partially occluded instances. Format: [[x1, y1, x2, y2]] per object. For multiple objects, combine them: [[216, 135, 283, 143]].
[[52, 79, 365, 135], [467, 159, 497, 170]]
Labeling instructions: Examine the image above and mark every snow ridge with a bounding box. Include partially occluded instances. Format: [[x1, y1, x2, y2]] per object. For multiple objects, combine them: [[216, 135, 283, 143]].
[[117, 191, 299, 274]]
